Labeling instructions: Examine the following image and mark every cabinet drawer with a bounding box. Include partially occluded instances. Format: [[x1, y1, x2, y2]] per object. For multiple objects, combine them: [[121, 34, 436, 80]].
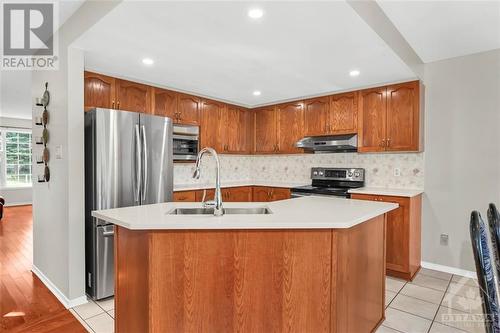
[[173, 191, 197, 202]]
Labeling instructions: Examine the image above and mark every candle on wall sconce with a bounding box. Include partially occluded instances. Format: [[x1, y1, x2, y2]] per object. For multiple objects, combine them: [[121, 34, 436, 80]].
[[37, 174, 46, 183], [35, 137, 44, 145], [36, 155, 44, 164], [35, 117, 43, 125]]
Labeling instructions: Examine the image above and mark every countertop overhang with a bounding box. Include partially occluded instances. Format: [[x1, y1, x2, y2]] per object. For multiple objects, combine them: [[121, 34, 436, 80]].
[[92, 196, 398, 230]]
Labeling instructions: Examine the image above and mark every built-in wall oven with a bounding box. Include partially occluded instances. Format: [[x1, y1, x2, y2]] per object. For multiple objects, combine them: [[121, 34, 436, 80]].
[[173, 124, 199, 162]]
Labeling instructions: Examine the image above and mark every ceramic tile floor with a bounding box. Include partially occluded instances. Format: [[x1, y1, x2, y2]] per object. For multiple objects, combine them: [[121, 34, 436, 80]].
[[70, 268, 486, 333]]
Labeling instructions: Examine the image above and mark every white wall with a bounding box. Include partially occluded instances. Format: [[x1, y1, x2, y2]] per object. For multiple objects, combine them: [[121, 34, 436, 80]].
[[31, 1, 121, 306], [422, 49, 500, 271]]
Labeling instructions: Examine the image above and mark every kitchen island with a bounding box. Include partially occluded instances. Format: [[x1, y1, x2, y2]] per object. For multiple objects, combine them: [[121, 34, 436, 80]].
[[93, 196, 397, 333]]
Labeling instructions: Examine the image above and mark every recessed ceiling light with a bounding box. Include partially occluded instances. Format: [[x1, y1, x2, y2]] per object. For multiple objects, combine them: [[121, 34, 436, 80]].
[[349, 70, 360, 77], [142, 58, 154, 66], [253, 90, 261, 96], [248, 8, 264, 19]]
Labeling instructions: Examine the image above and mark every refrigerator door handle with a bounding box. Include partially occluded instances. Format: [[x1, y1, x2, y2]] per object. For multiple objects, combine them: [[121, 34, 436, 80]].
[[141, 125, 148, 201], [134, 124, 141, 203]]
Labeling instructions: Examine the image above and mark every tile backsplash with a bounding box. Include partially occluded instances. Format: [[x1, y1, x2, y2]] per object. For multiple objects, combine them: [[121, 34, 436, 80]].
[[174, 153, 424, 189]]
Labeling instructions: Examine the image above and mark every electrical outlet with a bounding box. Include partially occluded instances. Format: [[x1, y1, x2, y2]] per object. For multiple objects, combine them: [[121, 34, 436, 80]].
[[393, 168, 401, 177], [440, 234, 449, 246]]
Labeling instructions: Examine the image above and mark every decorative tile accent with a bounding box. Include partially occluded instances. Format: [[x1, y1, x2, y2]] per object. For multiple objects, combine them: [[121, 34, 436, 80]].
[[174, 153, 424, 189]]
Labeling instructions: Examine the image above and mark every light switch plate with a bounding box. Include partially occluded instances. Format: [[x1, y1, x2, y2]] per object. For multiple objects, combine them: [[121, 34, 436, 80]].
[[55, 145, 63, 159]]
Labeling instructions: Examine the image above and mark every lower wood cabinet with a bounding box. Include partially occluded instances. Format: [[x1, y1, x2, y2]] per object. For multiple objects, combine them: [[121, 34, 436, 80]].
[[252, 186, 291, 202], [351, 193, 422, 280], [174, 186, 290, 203]]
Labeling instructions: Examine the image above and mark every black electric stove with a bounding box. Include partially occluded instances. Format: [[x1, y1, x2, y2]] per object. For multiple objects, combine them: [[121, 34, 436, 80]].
[[291, 168, 365, 198]]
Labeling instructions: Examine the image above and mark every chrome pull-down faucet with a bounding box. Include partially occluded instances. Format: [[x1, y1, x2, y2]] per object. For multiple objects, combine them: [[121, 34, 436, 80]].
[[192, 147, 223, 216]]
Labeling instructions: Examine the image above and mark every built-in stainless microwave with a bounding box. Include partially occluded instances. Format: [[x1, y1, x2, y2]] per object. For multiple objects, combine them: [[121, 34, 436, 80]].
[[173, 124, 199, 161]]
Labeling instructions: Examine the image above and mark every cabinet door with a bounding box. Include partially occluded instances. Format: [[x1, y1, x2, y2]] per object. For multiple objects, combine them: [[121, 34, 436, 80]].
[[330, 92, 358, 134], [254, 107, 277, 153], [358, 87, 387, 152], [304, 97, 329, 136], [84, 71, 116, 110], [381, 196, 409, 273], [270, 188, 291, 201], [177, 94, 201, 125], [200, 99, 223, 150], [195, 189, 215, 202], [152, 87, 177, 119], [115, 79, 151, 113], [386, 81, 420, 152], [226, 187, 252, 202], [173, 191, 197, 202], [252, 187, 271, 202], [277, 102, 304, 153], [221, 106, 251, 153]]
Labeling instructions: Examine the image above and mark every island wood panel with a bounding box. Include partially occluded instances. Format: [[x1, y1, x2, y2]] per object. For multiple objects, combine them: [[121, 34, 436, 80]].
[[304, 97, 330, 136], [115, 79, 151, 113], [330, 91, 358, 134], [84, 71, 116, 110], [277, 101, 304, 153], [386, 81, 420, 151], [358, 87, 387, 152], [114, 227, 150, 333], [114, 215, 386, 333], [254, 106, 278, 153], [333, 215, 386, 333]]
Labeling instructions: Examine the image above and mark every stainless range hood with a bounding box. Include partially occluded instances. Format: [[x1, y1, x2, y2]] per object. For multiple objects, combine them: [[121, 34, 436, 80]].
[[295, 134, 358, 153]]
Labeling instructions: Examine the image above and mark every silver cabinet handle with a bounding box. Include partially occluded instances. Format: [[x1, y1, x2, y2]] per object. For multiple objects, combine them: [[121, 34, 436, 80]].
[[134, 124, 141, 202], [141, 125, 148, 201], [103, 231, 114, 237]]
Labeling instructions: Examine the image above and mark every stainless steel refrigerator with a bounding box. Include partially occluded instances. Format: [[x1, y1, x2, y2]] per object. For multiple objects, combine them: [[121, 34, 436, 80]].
[[84, 108, 173, 300]]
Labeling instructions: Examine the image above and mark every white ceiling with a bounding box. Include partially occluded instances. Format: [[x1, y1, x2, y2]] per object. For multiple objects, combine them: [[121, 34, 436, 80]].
[[74, 1, 415, 107], [378, 1, 500, 63]]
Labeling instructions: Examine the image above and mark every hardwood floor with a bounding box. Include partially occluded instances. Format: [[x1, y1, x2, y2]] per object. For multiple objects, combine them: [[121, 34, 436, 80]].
[[0, 205, 86, 332]]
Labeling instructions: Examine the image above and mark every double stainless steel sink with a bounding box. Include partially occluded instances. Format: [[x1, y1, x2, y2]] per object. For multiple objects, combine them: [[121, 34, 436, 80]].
[[168, 207, 272, 215]]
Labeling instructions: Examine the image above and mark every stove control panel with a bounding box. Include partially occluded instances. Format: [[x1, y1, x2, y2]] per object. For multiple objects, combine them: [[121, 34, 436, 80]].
[[311, 167, 365, 181]]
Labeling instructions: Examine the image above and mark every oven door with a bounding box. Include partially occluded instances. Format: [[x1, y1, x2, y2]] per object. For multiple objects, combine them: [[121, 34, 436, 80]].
[[173, 134, 198, 161]]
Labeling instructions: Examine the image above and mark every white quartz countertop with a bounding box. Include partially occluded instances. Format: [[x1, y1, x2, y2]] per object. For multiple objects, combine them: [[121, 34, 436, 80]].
[[348, 187, 423, 197], [92, 196, 398, 230], [174, 180, 309, 191]]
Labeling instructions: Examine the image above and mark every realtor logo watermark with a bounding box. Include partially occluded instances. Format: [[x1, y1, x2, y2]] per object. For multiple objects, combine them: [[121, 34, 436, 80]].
[[2, 2, 59, 70]]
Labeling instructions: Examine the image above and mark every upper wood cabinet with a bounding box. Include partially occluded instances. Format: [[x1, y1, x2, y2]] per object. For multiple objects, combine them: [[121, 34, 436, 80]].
[[177, 94, 201, 125], [254, 106, 278, 153], [358, 81, 421, 152], [200, 99, 223, 150], [115, 79, 151, 114], [221, 106, 252, 154], [386, 82, 421, 151], [330, 92, 358, 134], [84, 71, 116, 110], [277, 102, 304, 153], [152, 87, 177, 119], [304, 97, 330, 136]]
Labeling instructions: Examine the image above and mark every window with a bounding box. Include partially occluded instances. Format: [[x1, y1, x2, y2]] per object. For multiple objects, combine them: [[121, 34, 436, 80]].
[[0, 129, 32, 187]]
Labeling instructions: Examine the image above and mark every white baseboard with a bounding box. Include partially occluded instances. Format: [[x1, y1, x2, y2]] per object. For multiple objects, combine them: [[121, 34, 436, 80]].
[[31, 265, 88, 309], [421, 261, 477, 279], [4, 201, 32, 207]]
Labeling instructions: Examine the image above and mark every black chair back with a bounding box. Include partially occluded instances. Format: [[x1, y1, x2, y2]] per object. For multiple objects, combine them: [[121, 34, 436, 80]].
[[470, 211, 500, 333], [487, 203, 500, 279]]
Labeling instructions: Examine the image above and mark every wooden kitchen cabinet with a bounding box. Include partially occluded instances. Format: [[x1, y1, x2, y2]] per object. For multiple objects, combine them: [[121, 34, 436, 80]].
[[84, 71, 116, 110], [224, 186, 253, 202], [152, 87, 177, 119], [200, 99, 224, 150], [277, 102, 304, 153], [115, 79, 151, 114], [358, 81, 422, 152], [254, 106, 278, 153], [173, 190, 197, 202], [252, 186, 291, 202], [351, 193, 422, 280], [221, 106, 253, 154], [304, 97, 330, 136], [177, 93, 201, 125], [330, 91, 358, 134]]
